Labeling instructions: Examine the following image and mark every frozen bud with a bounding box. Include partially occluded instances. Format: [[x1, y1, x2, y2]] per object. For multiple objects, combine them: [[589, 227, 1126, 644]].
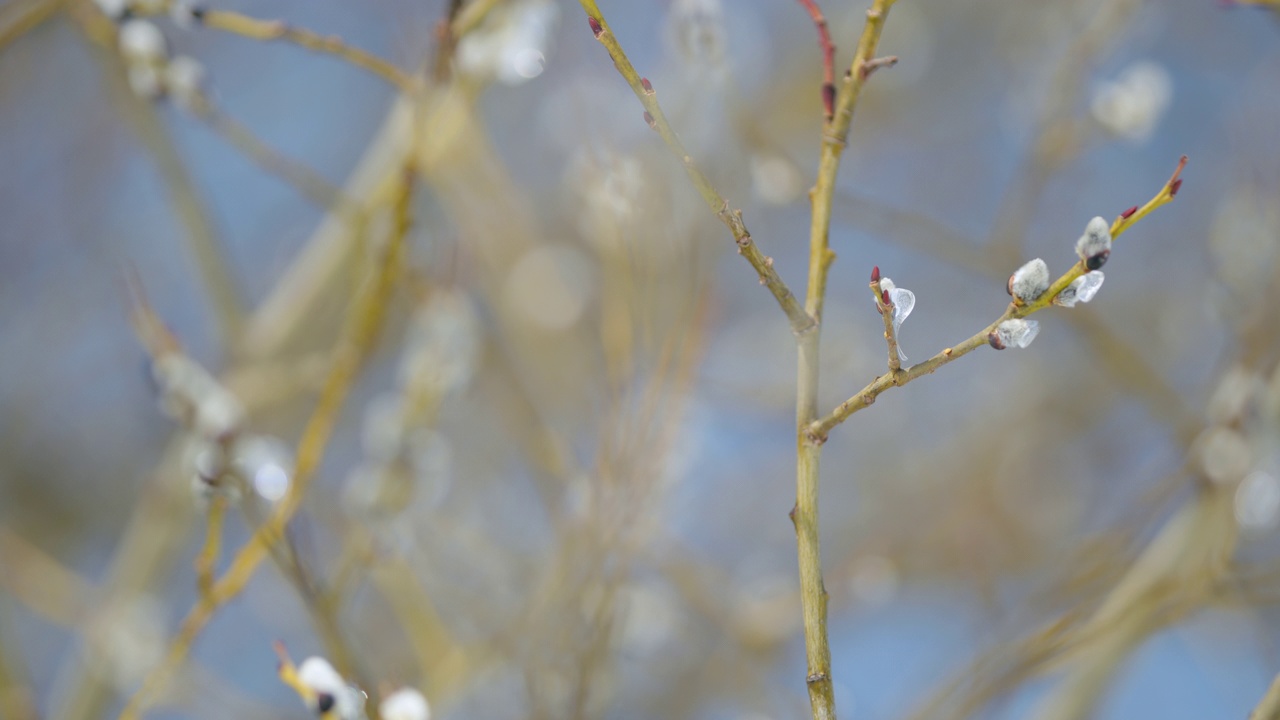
[[380, 688, 431, 720], [119, 19, 166, 63], [988, 318, 1040, 350], [1053, 271, 1105, 307], [1075, 216, 1112, 270], [165, 55, 205, 111], [878, 277, 915, 362], [1007, 258, 1050, 303], [296, 657, 365, 720], [93, 0, 130, 21]]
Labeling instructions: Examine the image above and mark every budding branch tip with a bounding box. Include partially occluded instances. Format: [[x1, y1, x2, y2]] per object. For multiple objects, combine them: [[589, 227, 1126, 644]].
[[871, 265, 880, 283]]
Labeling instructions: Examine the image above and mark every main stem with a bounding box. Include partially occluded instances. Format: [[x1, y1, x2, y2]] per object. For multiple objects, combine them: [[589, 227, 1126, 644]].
[[793, 3, 895, 718]]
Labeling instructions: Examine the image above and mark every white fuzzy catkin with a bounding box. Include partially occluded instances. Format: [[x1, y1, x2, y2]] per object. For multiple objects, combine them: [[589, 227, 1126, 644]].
[[1075, 216, 1112, 267], [380, 688, 431, 720], [119, 20, 166, 63], [1054, 271, 1105, 307], [296, 657, 365, 719], [991, 319, 1040, 350], [1009, 258, 1050, 302]]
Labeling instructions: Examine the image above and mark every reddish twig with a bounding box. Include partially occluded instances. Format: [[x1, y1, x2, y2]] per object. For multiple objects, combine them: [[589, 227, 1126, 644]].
[[794, 0, 836, 121]]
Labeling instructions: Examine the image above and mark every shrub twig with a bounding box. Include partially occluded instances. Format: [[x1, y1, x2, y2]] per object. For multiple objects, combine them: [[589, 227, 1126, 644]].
[[576, 0, 815, 336], [809, 156, 1186, 442], [117, 166, 415, 720]]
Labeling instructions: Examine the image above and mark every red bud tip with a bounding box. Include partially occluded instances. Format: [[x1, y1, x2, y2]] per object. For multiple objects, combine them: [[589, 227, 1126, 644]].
[[1169, 178, 1183, 197], [1120, 205, 1138, 219], [643, 111, 656, 129], [821, 83, 836, 120], [587, 16, 603, 38], [641, 77, 654, 94], [881, 289, 890, 305], [870, 265, 880, 283]]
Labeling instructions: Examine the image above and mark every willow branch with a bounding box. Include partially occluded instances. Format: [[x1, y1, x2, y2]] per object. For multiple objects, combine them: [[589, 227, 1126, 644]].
[[118, 166, 414, 720], [792, 3, 898, 719], [810, 157, 1186, 442], [576, 0, 815, 336]]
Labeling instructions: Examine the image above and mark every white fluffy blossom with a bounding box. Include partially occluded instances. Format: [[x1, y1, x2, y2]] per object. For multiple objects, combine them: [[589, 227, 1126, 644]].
[[380, 688, 431, 720], [119, 20, 166, 63], [1053, 271, 1105, 307], [878, 277, 915, 362], [1075, 216, 1112, 270], [295, 657, 366, 719], [989, 318, 1040, 350], [1008, 258, 1050, 303], [1090, 61, 1172, 143]]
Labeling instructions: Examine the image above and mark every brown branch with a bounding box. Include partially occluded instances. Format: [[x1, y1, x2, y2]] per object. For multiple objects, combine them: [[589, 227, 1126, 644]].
[[794, 0, 837, 120]]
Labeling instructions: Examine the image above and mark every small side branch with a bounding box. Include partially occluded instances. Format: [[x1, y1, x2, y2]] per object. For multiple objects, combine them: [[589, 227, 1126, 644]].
[[810, 156, 1187, 442], [577, 1, 816, 336], [869, 266, 902, 374], [197, 9, 416, 93], [793, 0, 836, 120], [117, 166, 415, 720]]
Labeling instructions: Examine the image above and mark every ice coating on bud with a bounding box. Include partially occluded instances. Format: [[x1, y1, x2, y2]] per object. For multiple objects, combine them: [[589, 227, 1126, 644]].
[[1075, 216, 1112, 266], [1054, 271, 1105, 307], [1009, 258, 1050, 302], [380, 688, 431, 720], [878, 277, 915, 362], [990, 319, 1040, 350]]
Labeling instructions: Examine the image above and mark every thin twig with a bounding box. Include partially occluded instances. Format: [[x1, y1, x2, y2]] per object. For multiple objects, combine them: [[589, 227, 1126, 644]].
[[0, 0, 62, 53], [792, 2, 898, 718], [193, 498, 226, 599], [432, 0, 465, 81], [576, 0, 815, 336], [869, 267, 902, 374], [809, 157, 1186, 441], [74, 7, 246, 348], [118, 166, 415, 720], [190, 97, 360, 216], [793, 0, 836, 120], [196, 9, 416, 93]]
